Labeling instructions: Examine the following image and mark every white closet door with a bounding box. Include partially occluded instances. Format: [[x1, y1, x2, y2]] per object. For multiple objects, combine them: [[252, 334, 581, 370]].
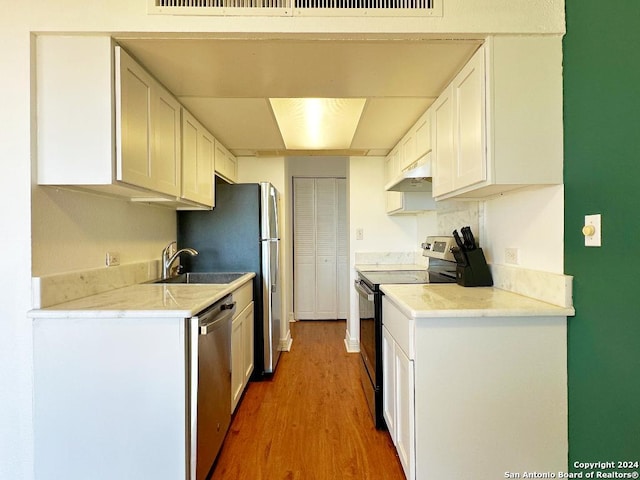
[[336, 179, 348, 318], [293, 177, 347, 320], [315, 178, 338, 318], [294, 178, 316, 319]]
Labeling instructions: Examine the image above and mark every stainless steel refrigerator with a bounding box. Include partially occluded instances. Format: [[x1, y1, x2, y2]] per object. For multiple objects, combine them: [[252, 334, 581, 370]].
[[178, 182, 282, 377]]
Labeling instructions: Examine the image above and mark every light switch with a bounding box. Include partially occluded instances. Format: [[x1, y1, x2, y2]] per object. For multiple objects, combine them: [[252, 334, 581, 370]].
[[356, 228, 364, 240], [583, 214, 601, 247]]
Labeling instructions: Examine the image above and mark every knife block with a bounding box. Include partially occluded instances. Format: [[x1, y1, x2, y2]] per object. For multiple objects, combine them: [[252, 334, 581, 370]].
[[455, 248, 493, 287]]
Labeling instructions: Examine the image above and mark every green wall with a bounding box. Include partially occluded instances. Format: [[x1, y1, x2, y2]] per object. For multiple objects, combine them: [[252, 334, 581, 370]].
[[564, 0, 640, 468]]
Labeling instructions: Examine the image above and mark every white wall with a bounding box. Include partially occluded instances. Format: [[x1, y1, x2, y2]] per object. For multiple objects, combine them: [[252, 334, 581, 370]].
[[482, 185, 565, 274], [2, 2, 566, 479], [288, 156, 348, 177], [32, 188, 176, 276], [415, 186, 565, 274], [1, 7, 34, 480], [348, 156, 418, 345]]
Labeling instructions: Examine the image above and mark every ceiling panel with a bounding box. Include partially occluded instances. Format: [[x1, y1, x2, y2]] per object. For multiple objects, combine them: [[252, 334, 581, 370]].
[[351, 97, 435, 150], [178, 97, 285, 152]]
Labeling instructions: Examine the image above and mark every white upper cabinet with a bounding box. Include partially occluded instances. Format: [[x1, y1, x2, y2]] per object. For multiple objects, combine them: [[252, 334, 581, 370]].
[[384, 148, 404, 214], [36, 35, 220, 209], [432, 47, 485, 197], [432, 36, 563, 200], [414, 112, 432, 160], [115, 50, 154, 191], [451, 46, 486, 190], [400, 108, 432, 171], [431, 88, 455, 197], [116, 47, 182, 197], [385, 119, 436, 215], [181, 108, 214, 207], [214, 140, 238, 184]]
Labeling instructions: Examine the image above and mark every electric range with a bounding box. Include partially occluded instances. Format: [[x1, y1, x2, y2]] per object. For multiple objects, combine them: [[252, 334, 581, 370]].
[[355, 236, 457, 429]]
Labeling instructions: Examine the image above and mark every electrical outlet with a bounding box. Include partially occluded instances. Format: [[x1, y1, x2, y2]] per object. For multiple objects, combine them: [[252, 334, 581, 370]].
[[106, 251, 120, 267], [505, 248, 519, 265]]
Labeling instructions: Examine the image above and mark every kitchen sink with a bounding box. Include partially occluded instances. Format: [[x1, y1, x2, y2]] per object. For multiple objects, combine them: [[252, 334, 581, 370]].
[[151, 272, 248, 284]]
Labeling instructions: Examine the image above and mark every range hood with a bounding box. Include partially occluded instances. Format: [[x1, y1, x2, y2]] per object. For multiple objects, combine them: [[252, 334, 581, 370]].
[[385, 152, 433, 192]]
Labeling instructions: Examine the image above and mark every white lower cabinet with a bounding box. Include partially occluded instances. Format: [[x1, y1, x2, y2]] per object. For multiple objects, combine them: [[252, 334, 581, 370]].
[[231, 301, 254, 412], [33, 314, 192, 480], [382, 326, 396, 436], [394, 343, 415, 479], [382, 325, 415, 480], [382, 295, 568, 480], [230, 281, 255, 412]]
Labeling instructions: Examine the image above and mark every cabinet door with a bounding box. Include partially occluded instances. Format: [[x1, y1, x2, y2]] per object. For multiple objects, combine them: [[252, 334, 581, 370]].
[[197, 129, 215, 206], [414, 111, 431, 158], [116, 48, 153, 190], [242, 303, 255, 383], [227, 154, 238, 183], [382, 326, 396, 441], [181, 110, 214, 206], [231, 313, 244, 412], [181, 112, 199, 199], [214, 140, 236, 183], [384, 151, 404, 213], [401, 130, 417, 170], [431, 87, 455, 197], [453, 46, 486, 190], [232, 302, 254, 413], [385, 191, 404, 214], [152, 85, 181, 196], [395, 345, 415, 480]]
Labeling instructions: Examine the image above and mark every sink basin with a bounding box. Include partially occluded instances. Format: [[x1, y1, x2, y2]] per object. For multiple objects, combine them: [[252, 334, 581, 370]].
[[152, 272, 248, 284]]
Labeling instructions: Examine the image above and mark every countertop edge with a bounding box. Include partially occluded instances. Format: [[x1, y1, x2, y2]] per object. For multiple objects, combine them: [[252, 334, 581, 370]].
[[28, 272, 256, 319], [381, 284, 575, 319]]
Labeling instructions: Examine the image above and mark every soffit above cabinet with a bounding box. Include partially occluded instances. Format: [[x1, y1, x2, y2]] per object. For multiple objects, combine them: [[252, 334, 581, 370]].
[[116, 36, 481, 157]]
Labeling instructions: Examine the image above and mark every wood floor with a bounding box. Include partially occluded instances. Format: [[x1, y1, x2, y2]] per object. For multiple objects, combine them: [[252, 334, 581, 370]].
[[211, 320, 405, 480]]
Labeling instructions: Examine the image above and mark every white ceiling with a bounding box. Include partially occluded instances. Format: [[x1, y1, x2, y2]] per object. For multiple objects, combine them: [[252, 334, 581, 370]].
[[116, 37, 482, 157]]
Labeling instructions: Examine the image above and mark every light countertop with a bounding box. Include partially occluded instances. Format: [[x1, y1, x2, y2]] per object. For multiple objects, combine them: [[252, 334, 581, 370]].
[[356, 263, 426, 272], [381, 283, 575, 319], [29, 273, 255, 319]]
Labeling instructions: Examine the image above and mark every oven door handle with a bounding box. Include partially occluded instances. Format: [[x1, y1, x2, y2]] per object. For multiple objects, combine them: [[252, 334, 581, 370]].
[[354, 279, 375, 301]]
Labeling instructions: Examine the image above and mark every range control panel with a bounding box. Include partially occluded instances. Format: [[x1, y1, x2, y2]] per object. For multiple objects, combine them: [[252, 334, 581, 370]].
[[421, 236, 457, 262]]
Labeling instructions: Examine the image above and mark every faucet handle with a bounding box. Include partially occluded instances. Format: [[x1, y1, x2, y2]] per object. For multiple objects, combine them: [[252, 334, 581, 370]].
[[162, 241, 177, 258]]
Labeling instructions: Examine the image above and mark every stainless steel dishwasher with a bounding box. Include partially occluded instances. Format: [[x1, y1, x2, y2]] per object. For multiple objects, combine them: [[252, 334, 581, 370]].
[[187, 294, 236, 480]]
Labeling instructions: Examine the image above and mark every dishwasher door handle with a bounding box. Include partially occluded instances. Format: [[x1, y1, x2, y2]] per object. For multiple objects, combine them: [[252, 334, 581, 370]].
[[199, 303, 236, 336]]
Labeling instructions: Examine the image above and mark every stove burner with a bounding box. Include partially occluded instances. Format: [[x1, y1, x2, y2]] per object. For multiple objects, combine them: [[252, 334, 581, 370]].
[[357, 269, 456, 291]]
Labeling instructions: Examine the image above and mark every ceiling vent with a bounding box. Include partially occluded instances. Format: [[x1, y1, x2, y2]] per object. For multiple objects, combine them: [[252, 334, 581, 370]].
[[149, 0, 441, 16]]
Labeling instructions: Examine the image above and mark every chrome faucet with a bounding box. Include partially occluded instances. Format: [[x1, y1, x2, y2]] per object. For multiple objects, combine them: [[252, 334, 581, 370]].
[[161, 241, 198, 279]]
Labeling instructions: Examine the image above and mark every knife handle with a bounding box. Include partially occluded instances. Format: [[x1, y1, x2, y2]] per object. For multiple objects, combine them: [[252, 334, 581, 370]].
[[453, 230, 465, 250]]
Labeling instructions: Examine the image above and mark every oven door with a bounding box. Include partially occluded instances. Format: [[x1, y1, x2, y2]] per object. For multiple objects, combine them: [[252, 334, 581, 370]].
[[356, 278, 377, 386], [355, 277, 385, 428]]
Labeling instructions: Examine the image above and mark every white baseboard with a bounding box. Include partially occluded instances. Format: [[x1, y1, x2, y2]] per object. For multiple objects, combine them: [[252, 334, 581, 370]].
[[343, 329, 360, 353], [279, 330, 293, 352]]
